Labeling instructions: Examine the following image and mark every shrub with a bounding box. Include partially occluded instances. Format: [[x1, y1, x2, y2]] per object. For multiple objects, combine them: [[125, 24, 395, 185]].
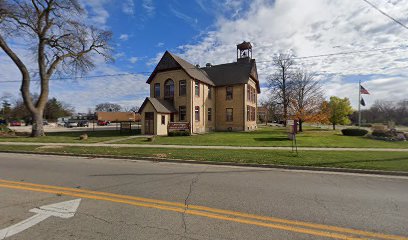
[[372, 130, 388, 138], [168, 131, 190, 136], [341, 128, 368, 136]]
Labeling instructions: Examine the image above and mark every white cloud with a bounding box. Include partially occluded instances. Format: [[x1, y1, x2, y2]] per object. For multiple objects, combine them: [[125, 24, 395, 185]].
[[129, 57, 138, 64], [156, 42, 165, 47], [142, 0, 155, 16], [82, 0, 110, 25], [175, 0, 408, 109], [169, 5, 199, 29], [122, 0, 135, 16], [119, 34, 129, 41]]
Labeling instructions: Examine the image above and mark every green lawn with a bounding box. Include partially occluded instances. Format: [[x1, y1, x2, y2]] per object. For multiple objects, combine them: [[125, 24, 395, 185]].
[[119, 126, 408, 149], [1, 145, 407, 172], [0, 130, 137, 143], [0, 126, 407, 149]]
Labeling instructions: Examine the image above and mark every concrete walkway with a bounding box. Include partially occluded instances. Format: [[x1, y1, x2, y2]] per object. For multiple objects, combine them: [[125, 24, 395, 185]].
[[98, 135, 152, 144], [0, 141, 408, 152]]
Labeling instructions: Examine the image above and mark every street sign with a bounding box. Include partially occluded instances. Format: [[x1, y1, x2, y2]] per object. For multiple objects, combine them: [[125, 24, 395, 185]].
[[0, 199, 81, 239]]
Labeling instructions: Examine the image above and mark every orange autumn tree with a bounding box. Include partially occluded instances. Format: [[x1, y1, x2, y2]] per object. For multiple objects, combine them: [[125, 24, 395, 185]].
[[290, 69, 324, 132]]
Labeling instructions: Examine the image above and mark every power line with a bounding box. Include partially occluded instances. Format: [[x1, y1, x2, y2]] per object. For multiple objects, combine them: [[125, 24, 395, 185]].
[[0, 44, 406, 83], [361, 0, 408, 30], [256, 45, 406, 62]]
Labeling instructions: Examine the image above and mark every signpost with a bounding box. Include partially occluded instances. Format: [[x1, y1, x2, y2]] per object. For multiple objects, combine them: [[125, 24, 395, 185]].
[[286, 120, 298, 155]]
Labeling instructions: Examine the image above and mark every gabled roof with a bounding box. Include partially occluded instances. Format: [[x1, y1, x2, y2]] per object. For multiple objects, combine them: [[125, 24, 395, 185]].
[[138, 97, 178, 114], [147, 51, 214, 86], [146, 51, 260, 93], [201, 59, 260, 93]]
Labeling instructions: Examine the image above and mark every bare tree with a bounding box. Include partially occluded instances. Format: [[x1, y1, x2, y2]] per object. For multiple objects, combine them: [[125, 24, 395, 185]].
[[290, 69, 324, 132], [267, 53, 295, 126], [95, 102, 122, 112], [0, 0, 112, 136]]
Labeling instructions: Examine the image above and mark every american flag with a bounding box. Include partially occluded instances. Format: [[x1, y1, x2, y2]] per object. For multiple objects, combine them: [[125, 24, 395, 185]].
[[360, 85, 370, 95]]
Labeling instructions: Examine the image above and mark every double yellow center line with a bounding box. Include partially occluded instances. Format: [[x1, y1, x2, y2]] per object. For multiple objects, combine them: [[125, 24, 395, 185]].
[[0, 179, 405, 240]]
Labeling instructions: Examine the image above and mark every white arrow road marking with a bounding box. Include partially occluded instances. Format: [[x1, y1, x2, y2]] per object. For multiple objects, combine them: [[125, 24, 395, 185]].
[[0, 199, 81, 239]]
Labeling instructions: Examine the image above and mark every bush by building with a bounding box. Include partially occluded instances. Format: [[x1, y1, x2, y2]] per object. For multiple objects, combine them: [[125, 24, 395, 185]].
[[168, 131, 191, 137]]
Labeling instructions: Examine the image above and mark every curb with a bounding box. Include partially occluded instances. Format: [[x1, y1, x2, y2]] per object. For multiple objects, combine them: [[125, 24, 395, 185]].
[[1, 150, 408, 177]]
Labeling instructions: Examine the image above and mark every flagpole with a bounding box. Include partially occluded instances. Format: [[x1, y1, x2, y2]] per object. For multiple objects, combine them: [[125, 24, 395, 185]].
[[358, 80, 361, 128]]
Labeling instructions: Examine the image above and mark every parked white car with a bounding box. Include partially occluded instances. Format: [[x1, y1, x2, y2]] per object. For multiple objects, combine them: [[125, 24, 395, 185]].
[[65, 121, 78, 128]]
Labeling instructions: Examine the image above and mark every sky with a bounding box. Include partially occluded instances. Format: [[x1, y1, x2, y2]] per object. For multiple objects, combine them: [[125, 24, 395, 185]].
[[0, 0, 407, 112]]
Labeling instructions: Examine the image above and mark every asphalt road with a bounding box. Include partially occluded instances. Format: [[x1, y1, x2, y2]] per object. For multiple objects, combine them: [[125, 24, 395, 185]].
[[0, 153, 407, 240]]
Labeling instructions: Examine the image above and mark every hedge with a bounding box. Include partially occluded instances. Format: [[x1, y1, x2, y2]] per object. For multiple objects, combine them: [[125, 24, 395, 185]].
[[341, 128, 369, 136], [168, 131, 191, 137]]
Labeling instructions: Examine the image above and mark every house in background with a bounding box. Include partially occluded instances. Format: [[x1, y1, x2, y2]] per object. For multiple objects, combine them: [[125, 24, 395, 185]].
[[138, 41, 260, 135]]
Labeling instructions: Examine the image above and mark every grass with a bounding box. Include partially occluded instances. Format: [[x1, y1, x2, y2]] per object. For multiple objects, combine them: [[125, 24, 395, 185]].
[[0, 130, 138, 143], [0, 125, 407, 149], [119, 126, 408, 149], [0, 145, 407, 172]]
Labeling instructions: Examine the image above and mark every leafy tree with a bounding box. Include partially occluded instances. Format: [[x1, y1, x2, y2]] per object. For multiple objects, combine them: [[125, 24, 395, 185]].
[[327, 96, 353, 130], [9, 96, 73, 123], [95, 103, 122, 112], [44, 98, 74, 121], [290, 69, 323, 132], [0, 99, 11, 120], [0, 0, 112, 136]]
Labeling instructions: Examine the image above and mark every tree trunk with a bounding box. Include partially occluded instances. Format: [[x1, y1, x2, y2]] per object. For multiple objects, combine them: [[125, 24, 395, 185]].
[[299, 119, 303, 132], [31, 111, 45, 137], [332, 122, 336, 130]]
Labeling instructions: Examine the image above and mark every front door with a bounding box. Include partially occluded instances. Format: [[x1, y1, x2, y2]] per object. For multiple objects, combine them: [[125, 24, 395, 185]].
[[145, 112, 154, 135]]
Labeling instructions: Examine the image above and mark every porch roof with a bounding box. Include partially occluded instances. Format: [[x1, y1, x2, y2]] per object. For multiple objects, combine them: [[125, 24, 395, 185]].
[[139, 97, 178, 114]]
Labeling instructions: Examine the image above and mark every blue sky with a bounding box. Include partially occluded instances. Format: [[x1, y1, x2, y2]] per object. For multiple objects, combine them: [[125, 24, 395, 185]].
[[1, 0, 408, 112]]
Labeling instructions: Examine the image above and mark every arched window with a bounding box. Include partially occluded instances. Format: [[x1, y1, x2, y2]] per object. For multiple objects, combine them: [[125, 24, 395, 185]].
[[164, 79, 174, 100]]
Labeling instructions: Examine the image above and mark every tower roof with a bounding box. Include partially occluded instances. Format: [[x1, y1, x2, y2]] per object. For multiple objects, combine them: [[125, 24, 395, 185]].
[[237, 41, 252, 50]]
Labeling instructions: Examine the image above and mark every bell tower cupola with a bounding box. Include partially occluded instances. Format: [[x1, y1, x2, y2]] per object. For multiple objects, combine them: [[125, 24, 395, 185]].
[[237, 41, 252, 62]]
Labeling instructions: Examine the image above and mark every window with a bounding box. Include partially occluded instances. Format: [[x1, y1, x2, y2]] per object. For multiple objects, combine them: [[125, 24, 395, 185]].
[[195, 106, 200, 121], [179, 106, 186, 121], [164, 79, 174, 100], [208, 86, 212, 99], [161, 115, 165, 125], [195, 80, 200, 96], [208, 108, 212, 121], [179, 80, 186, 96], [154, 83, 160, 97], [226, 108, 233, 122], [226, 86, 233, 100], [247, 87, 250, 101], [247, 105, 250, 121]]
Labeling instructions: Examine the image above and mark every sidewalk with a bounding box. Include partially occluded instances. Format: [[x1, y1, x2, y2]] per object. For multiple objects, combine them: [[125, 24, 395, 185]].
[[0, 142, 407, 152]]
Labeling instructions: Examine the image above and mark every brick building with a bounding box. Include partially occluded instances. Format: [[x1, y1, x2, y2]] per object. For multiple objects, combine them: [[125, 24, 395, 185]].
[[138, 41, 260, 135]]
